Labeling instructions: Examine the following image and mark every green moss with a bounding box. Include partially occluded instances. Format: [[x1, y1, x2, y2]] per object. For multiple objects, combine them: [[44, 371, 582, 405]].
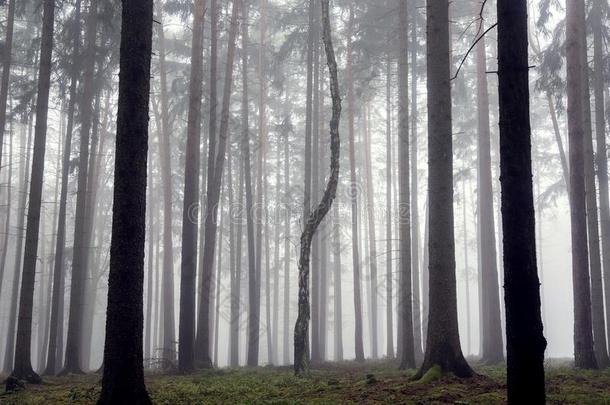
[[417, 364, 443, 384]]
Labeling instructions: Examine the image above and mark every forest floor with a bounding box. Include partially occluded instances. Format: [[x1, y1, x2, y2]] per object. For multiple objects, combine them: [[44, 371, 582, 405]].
[[1, 359, 610, 404]]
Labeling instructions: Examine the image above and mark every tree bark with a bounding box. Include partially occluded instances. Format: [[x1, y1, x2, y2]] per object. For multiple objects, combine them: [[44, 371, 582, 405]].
[[98, 0, 154, 401], [0, 0, 15, 173], [294, 0, 340, 375], [497, 0, 547, 401], [566, 0, 598, 370], [385, 54, 394, 359], [415, 0, 472, 379], [178, 0, 206, 373]]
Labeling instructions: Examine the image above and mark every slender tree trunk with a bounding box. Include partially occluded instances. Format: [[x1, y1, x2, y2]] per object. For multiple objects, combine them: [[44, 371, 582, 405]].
[[592, 0, 610, 356], [547, 94, 570, 191], [0, 0, 15, 173], [196, 0, 239, 369], [497, 0, 547, 401], [273, 141, 281, 364], [397, 0, 415, 370], [10, 0, 55, 383], [415, 0, 472, 379], [0, 104, 13, 301], [282, 109, 291, 365], [145, 154, 155, 362], [178, 0, 206, 373], [98, 0, 153, 400], [63, 0, 99, 374], [154, 4, 176, 365], [345, 1, 365, 363], [213, 205, 223, 367], [294, 0, 340, 376], [385, 54, 394, 359], [566, 0, 598, 370], [474, 6, 504, 364], [332, 203, 343, 361]]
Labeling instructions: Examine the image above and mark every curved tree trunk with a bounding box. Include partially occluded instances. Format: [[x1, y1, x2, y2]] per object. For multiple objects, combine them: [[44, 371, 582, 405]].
[[294, 0, 340, 375]]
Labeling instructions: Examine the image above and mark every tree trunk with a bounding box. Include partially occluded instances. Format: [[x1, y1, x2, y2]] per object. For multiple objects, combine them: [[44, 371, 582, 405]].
[[415, 0, 472, 379], [145, 153, 155, 362], [154, 4, 176, 365], [63, 0, 99, 374], [566, 0, 598, 370], [282, 108, 291, 365], [332, 203, 343, 361], [98, 0, 153, 401], [345, 1, 365, 363], [385, 54, 394, 359], [294, 0, 340, 375], [177, 0, 205, 373], [497, 0, 547, 401], [474, 6, 504, 365], [196, 0, 239, 369], [592, 0, 610, 356], [0, 103, 13, 302], [397, 0, 414, 371], [0, 0, 15, 173]]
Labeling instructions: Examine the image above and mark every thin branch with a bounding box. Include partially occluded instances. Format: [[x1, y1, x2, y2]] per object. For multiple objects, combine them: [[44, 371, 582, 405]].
[[450, 22, 497, 81]]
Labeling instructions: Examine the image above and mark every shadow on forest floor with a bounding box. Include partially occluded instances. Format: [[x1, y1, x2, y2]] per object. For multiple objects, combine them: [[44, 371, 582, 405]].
[[1, 359, 610, 404]]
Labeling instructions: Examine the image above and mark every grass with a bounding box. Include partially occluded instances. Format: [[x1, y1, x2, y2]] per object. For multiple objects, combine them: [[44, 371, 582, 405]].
[[1, 360, 610, 404]]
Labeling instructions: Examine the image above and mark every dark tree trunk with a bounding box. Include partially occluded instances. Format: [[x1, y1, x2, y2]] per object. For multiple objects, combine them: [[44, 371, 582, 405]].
[[63, 0, 99, 374], [474, 8, 504, 365], [332, 203, 343, 361], [45, 0, 80, 377], [415, 0, 472, 379], [294, 0, 340, 375], [397, 0, 414, 371], [385, 54, 394, 360], [345, 2, 365, 363], [0, 105, 12, 301], [566, 0, 597, 370], [9, 0, 55, 383], [196, 0, 238, 369], [178, 0, 205, 373], [0, 0, 15, 173], [497, 0, 547, 401], [98, 0, 154, 401]]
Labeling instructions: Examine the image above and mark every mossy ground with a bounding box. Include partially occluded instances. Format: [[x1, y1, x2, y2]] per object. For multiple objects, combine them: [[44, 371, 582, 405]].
[[1, 360, 609, 404]]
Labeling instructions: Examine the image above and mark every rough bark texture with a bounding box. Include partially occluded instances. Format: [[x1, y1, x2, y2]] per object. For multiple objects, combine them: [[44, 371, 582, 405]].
[[0, 0, 14, 173], [474, 6, 504, 365], [415, 0, 472, 379], [294, 0, 340, 376], [98, 0, 153, 402], [10, 0, 55, 384], [497, 0, 547, 402], [178, 0, 205, 373], [566, 0, 598, 370]]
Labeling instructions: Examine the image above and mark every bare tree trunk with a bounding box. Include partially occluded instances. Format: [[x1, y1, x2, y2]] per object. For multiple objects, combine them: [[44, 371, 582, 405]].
[[332, 203, 343, 361], [566, 0, 597, 370], [145, 153, 155, 362], [0, 0, 15, 173], [273, 141, 281, 364], [497, 0, 547, 401], [0, 103, 13, 302], [196, 0, 238, 368], [177, 0, 206, 373], [294, 0, 340, 375], [345, 1, 365, 363], [397, 0, 414, 370], [154, 4, 176, 365], [282, 109, 291, 365], [474, 5, 504, 365], [385, 54, 394, 359], [10, 0, 55, 383], [415, 0, 472, 379], [63, 0, 99, 374], [98, 0, 153, 400]]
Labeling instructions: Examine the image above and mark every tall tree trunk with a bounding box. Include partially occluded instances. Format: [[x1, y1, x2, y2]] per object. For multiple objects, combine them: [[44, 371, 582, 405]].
[[415, 0, 472, 379], [497, 0, 547, 401], [273, 140, 281, 364], [294, 0, 340, 376], [332, 203, 343, 361], [385, 54, 394, 359], [196, 0, 239, 368], [3, 121, 32, 374], [154, 4, 176, 365], [345, 1, 365, 363], [145, 154, 155, 362], [592, 0, 610, 356], [98, 0, 153, 400], [0, 0, 15, 173], [0, 103, 13, 300], [566, 0, 598, 370], [282, 109, 291, 365], [397, 0, 414, 371], [63, 0, 99, 374], [474, 5, 504, 365], [178, 0, 205, 373], [10, 0, 55, 383]]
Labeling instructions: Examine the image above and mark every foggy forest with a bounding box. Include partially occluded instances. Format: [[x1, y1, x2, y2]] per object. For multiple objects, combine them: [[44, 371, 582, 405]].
[[0, 0, 609, 403]]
